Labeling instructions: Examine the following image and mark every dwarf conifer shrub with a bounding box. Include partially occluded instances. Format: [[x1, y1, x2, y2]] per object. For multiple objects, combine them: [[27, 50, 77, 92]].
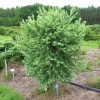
[[19, 7, 86, 88]]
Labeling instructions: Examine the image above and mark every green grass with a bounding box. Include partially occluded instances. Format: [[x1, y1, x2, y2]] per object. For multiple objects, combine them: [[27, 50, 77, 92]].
[[0, 35, 11, 40], [86, 76, 100, 89], [0, 84, 24, 100], [0, 34, 99, 50], [81, 41, 99, 50], [5, 26, 21, 34]]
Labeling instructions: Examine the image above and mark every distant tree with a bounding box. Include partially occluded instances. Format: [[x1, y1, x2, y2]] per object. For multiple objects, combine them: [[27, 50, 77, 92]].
[[1, 4, 100, 26], [62, 5, 80, 22], [19, 3, 43, 20]]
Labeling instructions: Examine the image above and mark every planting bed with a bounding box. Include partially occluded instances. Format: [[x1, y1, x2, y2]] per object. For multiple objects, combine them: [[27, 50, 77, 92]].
[[0, 49, 100, 100]]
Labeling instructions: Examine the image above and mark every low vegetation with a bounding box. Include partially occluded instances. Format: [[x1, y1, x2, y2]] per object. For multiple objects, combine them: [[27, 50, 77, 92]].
[[32, 83, 71, 99], [86, 76, 100, 89], [97, 57, 100, 67], [0, 35, 11, 40], [81, 40, 99, 51], [0, 84, 24, 100], [84, 25, 100, 41]]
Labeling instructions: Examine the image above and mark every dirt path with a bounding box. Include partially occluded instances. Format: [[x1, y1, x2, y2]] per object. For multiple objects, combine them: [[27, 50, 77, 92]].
[[0, 65, 39, 99], [0, 49, 100, 100]]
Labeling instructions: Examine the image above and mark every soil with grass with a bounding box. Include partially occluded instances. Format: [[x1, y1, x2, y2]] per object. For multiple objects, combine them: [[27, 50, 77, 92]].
[[0, 49, 100, 100]]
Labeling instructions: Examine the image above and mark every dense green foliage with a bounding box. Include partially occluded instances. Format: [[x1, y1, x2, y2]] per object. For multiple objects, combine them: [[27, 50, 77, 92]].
[[19, 3, 43, 20], [62, 5, 80, 22], [0, 84, 24, 100], [0, 7, 21, 26], [1, 24, 100, 42], [0, 40, 18, 58], [0, 26, 20, 41], [84, 25, 100, 40], [0, 4, 100, 26], [0, 59, 4, 69], [80, 5, 100, 25], [0, 27, 6, 35], [0, 3, 47, 26], [19, 7, 86, 88], [0, 40, 22, 69]]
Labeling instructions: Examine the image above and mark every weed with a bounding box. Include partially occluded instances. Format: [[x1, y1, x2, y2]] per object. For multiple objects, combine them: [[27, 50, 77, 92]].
[[96, 57, 100, 67], [86, 60, 93, 71], [80, 50, 87, 55], [34, 88, 45, 95], [31, 82, 72, 100], [97, 61, 100, 66], [1, 69, 12, 80], [86, 76, 100, 89]]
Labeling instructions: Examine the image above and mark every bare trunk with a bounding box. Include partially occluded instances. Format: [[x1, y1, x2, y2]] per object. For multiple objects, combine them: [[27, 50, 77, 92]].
[[4, 47, 8, 76]]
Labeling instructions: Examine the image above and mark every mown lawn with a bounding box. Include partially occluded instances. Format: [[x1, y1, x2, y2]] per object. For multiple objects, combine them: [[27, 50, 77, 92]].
[[81, 40, 99, 50], [0, 84, 24, 100], [0, 35, 11, 40]]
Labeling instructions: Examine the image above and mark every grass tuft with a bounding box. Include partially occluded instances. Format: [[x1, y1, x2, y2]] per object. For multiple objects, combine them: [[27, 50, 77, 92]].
[[86, 76, 100, 89], [0, 84, 24, 100]]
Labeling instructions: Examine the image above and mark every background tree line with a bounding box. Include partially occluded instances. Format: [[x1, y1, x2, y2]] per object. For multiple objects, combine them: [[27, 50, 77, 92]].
[[0, 3, 48, 26], [0, 4, 100, 26]]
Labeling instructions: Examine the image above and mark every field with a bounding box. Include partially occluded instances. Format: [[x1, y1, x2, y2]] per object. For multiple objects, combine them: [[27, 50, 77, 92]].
[[0, 48, 100, 100], [0, 35, 11, 40], [82, 41, 99, 50], [0, 35, 100, 100]]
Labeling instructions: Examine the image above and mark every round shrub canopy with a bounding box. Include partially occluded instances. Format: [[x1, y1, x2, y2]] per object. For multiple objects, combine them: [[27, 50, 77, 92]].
[[19, 7, 86, 88]]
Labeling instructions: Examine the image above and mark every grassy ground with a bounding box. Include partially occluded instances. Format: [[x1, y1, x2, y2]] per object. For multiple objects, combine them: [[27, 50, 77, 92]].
[[0, 84, 24, 100], [0, 36, 99, 50], [81, 40, 99, 50], [0, 35, 11, 40]]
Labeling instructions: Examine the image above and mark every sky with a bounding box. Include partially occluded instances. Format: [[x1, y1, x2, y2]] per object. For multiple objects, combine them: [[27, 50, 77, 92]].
[[0, 0, 100, 9]]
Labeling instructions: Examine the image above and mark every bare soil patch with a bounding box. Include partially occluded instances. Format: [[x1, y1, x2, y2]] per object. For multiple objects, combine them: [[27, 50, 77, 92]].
[[0, 49, 100, 100]]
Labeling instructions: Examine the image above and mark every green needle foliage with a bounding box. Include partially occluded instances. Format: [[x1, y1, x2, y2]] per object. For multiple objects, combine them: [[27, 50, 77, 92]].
[[19, 7, 86, 88]]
